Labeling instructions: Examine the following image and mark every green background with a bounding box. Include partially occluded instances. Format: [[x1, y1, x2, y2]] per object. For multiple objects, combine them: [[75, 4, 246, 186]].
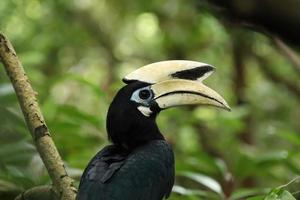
[[0, 0, 299, 199]]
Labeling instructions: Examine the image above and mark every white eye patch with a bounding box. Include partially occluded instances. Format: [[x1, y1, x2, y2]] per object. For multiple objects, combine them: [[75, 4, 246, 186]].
[[137, 106, 152, 117]]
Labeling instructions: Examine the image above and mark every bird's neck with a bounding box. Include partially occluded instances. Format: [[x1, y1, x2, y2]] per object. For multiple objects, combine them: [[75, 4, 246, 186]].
[[107, 116, 164, 150], [124, 124, 164, 150]]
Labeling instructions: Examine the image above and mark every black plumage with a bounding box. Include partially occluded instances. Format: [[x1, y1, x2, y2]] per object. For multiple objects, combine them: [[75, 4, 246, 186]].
[[106, 82, 163, 148], [77, 141, 174, 200], [77, 82, 174, 200]]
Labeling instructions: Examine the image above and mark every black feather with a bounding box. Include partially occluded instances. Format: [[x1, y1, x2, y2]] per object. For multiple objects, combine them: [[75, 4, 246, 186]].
[[77, 81, 174, 200], [77, 141, 174, 200], [171, 65, 214, 80]]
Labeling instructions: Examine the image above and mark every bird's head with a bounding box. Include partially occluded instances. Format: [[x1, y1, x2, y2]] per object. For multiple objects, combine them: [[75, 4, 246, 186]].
[[106, 60, 230, 149]]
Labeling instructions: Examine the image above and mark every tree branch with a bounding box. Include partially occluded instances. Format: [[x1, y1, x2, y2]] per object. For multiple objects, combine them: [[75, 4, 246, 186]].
[[0, 33, 76, 200], [255, 54, 300, 99], [231, 31, 256, 188], [272, 36, 300, 74], [14, 186, 57, 200], [205, 0, 300, 45]]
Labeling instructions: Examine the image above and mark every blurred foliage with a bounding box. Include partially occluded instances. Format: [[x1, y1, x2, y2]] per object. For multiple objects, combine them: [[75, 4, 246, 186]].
[[0, 0, 300, 199]]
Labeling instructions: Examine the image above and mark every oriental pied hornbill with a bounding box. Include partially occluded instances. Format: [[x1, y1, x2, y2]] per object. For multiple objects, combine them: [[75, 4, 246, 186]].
[[77, 60, 230, 200]]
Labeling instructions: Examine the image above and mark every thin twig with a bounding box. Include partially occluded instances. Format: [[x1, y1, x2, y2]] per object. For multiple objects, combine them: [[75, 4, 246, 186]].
[[255, 54, 300, 99], [272, 36, 300, 74], [0, 33, 76, 200]]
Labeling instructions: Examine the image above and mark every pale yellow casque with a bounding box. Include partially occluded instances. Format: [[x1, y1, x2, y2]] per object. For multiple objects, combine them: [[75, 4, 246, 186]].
[[124, 60, 230, 111], [123, 60, 214, 84]]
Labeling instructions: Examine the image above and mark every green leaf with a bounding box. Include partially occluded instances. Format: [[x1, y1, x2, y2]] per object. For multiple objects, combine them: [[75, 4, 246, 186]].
[[231, 188, 270, 200], [256, 151, 289, 167], [247, 196, 265, 200], [264, 189, 296, 200], [179, 171, 223, 195], [0, 179, 20, 192], [57, 105, 101, 127], [0, 83, 14, 96], [277, 191, 296, 200], [277, 130, 300, 147], [172, 185, 219, 199]]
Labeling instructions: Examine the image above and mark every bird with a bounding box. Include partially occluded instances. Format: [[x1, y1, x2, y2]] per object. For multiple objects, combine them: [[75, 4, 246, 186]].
[[76, 60, 230, 200]]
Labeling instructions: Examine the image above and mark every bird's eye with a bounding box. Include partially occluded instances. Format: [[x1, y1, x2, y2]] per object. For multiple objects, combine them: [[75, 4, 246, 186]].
[[130, 86, 153, 105], [139, 89, 151, 100]]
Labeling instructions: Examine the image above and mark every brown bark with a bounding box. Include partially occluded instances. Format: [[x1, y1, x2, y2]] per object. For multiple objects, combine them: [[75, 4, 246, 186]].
[[0, 33, 76, 200], [255, 54, 300, 99], [232, 32, 253, 145], [272, 36, 300, 74], [15, 186, 57, 200], [231, 32, 256, 188]]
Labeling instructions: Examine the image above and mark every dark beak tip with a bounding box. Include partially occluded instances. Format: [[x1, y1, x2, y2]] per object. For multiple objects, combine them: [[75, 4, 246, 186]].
[[220, 105, 231, 112], [225, 106, 232, 112]]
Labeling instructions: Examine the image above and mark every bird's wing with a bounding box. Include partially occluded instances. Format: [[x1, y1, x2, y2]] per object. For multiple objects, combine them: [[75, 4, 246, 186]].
[[77, 140, 174, 200]]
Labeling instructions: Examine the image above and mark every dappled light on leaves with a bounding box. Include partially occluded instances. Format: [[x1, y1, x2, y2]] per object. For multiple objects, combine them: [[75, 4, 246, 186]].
[[0, 0, 300, 199]]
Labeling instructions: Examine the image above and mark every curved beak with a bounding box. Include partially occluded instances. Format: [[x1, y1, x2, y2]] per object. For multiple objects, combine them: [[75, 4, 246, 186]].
[[124, 60, 231, 111], [150, 79, 231, 111]]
